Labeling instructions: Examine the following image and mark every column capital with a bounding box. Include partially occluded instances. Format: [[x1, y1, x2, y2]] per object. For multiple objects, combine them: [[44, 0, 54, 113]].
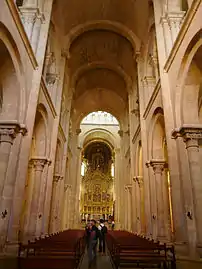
[[118, 130, 123, 137], [165, 11, 186, 26], [0, 121, 27, 144], [64, 184, 72, 191], [124, 184, 132, 191], [149, 159, 166, 174], [53, 173, 61, 183], [172, 125, 202, 147], [114, 148, 120, 154], [46, 73, 59, 86], [29, 157, 48, 171], [133, 176, 143, 186], [143, 76, 156, 87]]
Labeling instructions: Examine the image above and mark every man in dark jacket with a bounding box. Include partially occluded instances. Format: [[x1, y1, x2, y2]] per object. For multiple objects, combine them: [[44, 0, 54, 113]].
[[87, 220, 99, 268], [98, 219, 108, 254]]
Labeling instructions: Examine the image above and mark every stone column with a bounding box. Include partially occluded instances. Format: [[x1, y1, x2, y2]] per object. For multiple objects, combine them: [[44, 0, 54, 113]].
[[0, 122, 26, 202], [143, 76, 156, 103], [114, 148, 121, 229], [133, 176, 144, 234], [19, 4, 45, 53], [36, 159, 51, 237], [125, 184, 132, 231], [26, 157, 47, 239], [0, 122, 27, 249], [172, 126, 202, 252], [150, 160, 168, 241], [160, 11, 185, 56], [74, 143, 82, 227], [50, 174, 60, 233], [56, 176, 64, 231]]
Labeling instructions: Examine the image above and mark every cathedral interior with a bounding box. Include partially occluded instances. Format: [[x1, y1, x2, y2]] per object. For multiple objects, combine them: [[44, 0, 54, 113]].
[[0, 0, 202, 268]]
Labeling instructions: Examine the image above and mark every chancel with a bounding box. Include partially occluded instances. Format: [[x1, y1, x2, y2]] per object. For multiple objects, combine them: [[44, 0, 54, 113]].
[[0, 0, 202, 269]]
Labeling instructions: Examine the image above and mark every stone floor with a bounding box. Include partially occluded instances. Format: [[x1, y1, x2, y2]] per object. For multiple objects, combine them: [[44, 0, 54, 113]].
[[79, 249, 114, 269]]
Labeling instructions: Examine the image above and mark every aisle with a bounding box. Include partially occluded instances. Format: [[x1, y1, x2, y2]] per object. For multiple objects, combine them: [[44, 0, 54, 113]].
[[79, 249, 113, 269]]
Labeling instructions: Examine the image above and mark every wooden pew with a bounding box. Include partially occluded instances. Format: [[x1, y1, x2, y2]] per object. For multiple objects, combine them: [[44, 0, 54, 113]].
[[106, 231, 176, 269], [18, 229, 86, 269]]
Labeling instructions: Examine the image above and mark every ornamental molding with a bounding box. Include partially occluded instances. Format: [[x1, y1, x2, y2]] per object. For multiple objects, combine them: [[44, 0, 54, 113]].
[[64, 184, 72, 191], [143, 79, 160, 120], [118, 130, 123, 137], [164, 0, 201, 72], [149, 159, 166, 174], [41, 77, 57, 118], [29, 156, 48, 171], [5, 0, 38, 69], [124, 184, 132, 191], [133, 176, 143, 186], [0, 121, 27, 144], [53, 173, 61, 182], [171, 125, 202, 141]]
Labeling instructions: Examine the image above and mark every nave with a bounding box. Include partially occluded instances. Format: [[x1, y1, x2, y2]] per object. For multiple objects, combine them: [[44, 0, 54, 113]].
[[1, 1, 202, 269], [18, 229, 176, 269]]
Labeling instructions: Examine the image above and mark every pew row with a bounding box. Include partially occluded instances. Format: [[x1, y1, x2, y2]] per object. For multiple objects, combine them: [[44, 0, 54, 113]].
[[106, 231, 176, 269], [18, 229, 86, 269]]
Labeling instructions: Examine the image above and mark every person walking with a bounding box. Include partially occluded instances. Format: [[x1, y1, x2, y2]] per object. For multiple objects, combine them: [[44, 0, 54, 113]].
[[87, 220, 99, 268], [98, 219, 108, 254]]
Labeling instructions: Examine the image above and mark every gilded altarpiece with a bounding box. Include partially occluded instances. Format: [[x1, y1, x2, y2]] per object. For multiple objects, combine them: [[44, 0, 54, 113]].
[[80, 168, 113, 219]]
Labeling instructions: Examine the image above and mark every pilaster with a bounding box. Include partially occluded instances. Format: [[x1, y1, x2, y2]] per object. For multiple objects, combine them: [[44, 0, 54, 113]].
[[160, 11, 185, 56], [172, 126, 202, 256], [149, 159, 170, 241]]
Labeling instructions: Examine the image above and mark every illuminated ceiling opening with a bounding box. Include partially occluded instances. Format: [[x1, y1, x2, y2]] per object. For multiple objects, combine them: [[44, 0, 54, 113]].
[[81, 111, 119, 126]]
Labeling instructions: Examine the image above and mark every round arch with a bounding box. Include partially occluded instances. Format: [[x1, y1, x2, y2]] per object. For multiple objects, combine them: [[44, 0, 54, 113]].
[[174, 30, 202, 126], [31, 104, 48, 157], [73, 97, 124, 131], [81, 129, 117, 152], [71, 62, 132, 93], [64, 20, 141, 57], [148, 107, 166, 160], [0, 22, 25, 121]]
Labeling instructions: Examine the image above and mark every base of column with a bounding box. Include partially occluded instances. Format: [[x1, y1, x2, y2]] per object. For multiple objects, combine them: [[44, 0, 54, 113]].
[[114, 222, 121, 230], [174, 241, 189, 257], [176, 256, 202, 269], [1, 242, 19, 256]]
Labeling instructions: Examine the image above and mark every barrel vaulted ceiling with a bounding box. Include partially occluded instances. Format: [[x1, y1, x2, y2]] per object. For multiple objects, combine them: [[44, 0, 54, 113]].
[[52, 0, 153, 122]]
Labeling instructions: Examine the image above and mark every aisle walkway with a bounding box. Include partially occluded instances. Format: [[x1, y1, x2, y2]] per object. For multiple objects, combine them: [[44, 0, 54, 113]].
[[80, 249, 113, 269]]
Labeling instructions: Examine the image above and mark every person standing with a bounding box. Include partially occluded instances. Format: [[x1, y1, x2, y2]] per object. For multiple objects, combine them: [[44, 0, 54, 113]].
[[87, 220, 99, 268], [111, 220, 115, 231], [98, 219, 108, 254]]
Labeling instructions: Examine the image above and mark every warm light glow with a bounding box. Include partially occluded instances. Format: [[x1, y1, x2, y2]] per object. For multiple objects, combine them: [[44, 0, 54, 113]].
[[81, 162, 85, 176], [81, 111, 119, 125], [111, 163, 114, 177]]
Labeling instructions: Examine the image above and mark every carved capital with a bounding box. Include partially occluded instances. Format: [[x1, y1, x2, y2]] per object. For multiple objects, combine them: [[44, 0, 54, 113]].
[[124, 184, 132, 192], [46, 73, 59, 85], [131, 108, 140, 118], [64, 184, 72, 191], [172, 125, 202, 148], [29, 157, 48, 171], [0, 121, 27, 144], [19, 7, 39, 25], [53, 174, 61, 183], [118, 130, 123, 137], [150, 159, 166, 175], [133, 176, 143, 186], [143, 76, 156, 88], [76, 128, 81, 135], [166, 11, 186, 30]]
